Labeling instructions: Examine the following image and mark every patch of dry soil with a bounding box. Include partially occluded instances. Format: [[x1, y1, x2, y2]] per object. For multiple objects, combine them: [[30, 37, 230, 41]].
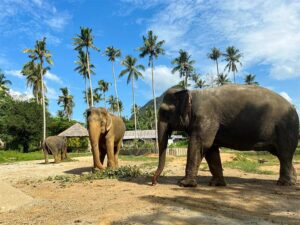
[[0, 154, 299, 225]]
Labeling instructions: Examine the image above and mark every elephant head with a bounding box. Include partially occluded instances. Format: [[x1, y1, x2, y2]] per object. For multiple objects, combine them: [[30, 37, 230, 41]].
[[152, 87, 192, 185], [87, 107, 112, 169]]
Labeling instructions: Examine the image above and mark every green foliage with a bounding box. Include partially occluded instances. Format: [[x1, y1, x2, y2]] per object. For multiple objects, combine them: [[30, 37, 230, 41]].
[[46, 166, 149, 184], [67, 137, 89, 152], [47, 117, 77, 136], [169, 139, 188, 148]]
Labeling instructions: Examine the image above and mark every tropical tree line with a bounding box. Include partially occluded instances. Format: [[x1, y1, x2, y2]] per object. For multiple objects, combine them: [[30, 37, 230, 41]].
[[2, 26, 260, 149]]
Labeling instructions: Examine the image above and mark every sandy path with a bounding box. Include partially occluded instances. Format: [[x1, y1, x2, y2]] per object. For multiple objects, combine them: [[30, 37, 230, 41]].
[[0, 154, 299, 225]]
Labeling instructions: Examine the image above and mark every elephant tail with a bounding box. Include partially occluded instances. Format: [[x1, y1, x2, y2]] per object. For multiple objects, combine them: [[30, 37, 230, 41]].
[[42, 141, 52, 155]]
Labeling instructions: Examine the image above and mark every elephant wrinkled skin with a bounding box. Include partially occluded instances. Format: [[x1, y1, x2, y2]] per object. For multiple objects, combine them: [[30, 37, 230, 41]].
[[87, 107, 125, 170], [152, 85, 299, 187], [42, 136, 68, 164]]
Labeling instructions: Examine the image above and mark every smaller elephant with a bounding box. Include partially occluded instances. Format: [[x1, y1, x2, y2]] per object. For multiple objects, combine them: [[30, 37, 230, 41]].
[[42, 136, 68, 163], [87, 107, 125, 171]]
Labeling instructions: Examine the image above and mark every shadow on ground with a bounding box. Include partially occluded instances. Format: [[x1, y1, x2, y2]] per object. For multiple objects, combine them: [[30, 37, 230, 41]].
[[64, 167, 92, 175]]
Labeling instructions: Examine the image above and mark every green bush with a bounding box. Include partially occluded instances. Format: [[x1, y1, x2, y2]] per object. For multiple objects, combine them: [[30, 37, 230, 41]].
[[169, 139, 188, 148], [67, 137, 89, 152]]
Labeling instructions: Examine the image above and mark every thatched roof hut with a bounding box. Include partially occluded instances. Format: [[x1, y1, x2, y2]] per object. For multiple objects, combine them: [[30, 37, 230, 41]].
[[58, 123, 89, 137]]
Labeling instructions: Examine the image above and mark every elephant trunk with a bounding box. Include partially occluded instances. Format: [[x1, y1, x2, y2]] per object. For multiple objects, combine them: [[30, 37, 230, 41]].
[[88, 122, 105, 170], [152, 121, 169, 185]]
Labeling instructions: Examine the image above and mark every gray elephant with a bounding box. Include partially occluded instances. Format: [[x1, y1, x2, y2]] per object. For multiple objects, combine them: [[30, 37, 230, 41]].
[[42, 136, 68, 163], [152, 85, 299, 187]]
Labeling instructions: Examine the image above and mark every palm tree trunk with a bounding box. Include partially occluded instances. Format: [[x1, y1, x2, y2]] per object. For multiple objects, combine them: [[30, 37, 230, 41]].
[[40, 59, 47, 160], [84, 77, 89, 107], [132, 77, 137, 139], [185, 72, 188, 89], [216, 59, 219, 76], [112, 61, 120, 117], [233, 71, 236, 83], [151, 60, 159, 150], [104, 93, 106, 108], [86, 48, 93, 107]]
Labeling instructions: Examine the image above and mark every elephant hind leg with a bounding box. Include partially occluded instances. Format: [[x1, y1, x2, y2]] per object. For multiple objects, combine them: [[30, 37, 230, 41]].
[[205, 145, 226, 186], [277, 153, 297, 186]]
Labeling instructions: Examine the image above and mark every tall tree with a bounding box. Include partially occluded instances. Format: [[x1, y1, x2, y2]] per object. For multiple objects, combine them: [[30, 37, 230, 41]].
[[21, 61, 47, 104], [107, 95, 118, 114], [95, 80, 110, 108], [84, 89, 100, 107], [215, 73, 231, 86], [74, 49, 96, 107], [57, 87, 74, 121], [0, 70, 12, 95], [119, 55, 145, 139], [208, 47, 221, 76], [105, 46, 122, 116], [223, 46, 242, 83], [138, 30, 165, 149], [73, 27, 99, 107], [244, 74, 259, 85], [23, 37, 53, 144], [192, 73, 208, 89], [172, 49, 195, 89]]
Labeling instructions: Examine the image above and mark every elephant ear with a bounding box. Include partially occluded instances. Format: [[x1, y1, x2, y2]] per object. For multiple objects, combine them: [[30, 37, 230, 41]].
[[105, 113, 112, 131], [175, 90, 192, 121]]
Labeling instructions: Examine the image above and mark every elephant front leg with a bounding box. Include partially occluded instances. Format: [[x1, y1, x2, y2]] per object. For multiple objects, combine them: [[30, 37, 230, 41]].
[[179, 135, 203, 187], [106, 139, 116, 168], [205, 146, 226, 186]]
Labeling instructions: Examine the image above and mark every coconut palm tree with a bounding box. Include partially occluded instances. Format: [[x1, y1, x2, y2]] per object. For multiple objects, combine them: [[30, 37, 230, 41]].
[[0, 70, 12, 94], [75, 49, 96, 107], [107, 95, 118, 114], [172, 49, 195, 89], [84, 89, 100, 107], [192, 73, 208, 89], [73, 27, 99, 107], [137, 30, 165, 149], [119, 55, 145, 139], [244, 74, 259, 85], [215, 73, 231, 86], [57, 87, 74, 121], [208, 47, 221, 76], [23, 37, 53, 143], [21, 61, 47, 104], [105, 46, 122, 116], [95, 80, 110, 108], [223, 46, 242, 83]]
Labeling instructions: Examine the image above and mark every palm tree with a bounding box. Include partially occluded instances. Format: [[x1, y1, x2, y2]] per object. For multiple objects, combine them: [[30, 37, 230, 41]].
[[0, 70, 12, 94], [84, 89, 100, 107], [137, 30, 165, 149], [74, 49, 96, 107], [244, 74, 259, 85], [172, 49, 195, 89], [105, 46, 122, 116], [208, 47, 221, 76], [120, 55, 145, 139], [57, 87, 74, 121], [107, 95, 118, 114], [73, 27, 99, 107], [21, 61, 47, 104], [192, 73, 208, 89], [223, 46, 242, 83], [23, 37, 53, 143], [215, 73, 231, 86], [95, 80, 110, 108]]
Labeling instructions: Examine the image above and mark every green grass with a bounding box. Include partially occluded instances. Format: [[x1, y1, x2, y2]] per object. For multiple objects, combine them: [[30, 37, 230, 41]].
[[223, 153, 275, 175], [119, 155, 156, 162], [0, 150, 92, 164]]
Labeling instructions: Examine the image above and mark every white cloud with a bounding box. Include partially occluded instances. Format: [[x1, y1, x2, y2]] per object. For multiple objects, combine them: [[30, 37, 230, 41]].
[[142, 65, 181, 96], [128, 0, 300, 80], [45, 71, 62, 84], [9, 89, 33, 101], [45, 85, 58, 100], [4, 69, 23, 78], [279, 92, 293, 103]]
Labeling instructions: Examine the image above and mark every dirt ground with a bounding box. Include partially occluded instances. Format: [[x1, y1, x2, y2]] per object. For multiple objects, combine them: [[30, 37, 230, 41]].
[[0, 153, 299, 225]]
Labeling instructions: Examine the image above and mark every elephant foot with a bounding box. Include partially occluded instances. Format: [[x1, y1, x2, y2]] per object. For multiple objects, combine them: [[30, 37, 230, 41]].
[[44, 161, 49, 164], [277, 178, 296, 186], [178, 177, 197, 187], [209, 177, 226, 186]]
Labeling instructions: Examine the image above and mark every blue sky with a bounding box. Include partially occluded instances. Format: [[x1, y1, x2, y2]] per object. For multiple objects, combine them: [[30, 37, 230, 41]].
[[1, 0, 299, 122]]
